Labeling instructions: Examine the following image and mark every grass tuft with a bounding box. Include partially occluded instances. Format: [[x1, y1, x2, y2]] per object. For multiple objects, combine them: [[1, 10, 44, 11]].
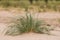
[[5, 13, 53, 36]]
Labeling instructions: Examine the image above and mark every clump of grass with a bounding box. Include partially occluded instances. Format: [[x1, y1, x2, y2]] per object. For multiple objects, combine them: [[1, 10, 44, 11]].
[[5, 13, 53, 36], [33, 25, 54, 34]]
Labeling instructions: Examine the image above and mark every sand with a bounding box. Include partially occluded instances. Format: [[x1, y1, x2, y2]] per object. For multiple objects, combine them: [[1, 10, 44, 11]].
[[0, 11, 60, 40]]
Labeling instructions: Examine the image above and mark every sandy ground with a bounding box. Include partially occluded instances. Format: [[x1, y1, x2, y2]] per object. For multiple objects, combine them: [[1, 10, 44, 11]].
[[0, 11, 60, 40], [0, 33, 60, 40], [0, 23, 60, 40]]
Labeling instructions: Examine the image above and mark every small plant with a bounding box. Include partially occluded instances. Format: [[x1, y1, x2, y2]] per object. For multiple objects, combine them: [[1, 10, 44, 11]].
[[33, 25, 54, 34], [5, 23, 21, 36], [5, 13, 53, 36]]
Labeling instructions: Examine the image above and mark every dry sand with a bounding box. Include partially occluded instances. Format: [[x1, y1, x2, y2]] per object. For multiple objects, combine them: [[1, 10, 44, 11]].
[[0, 11, 60, 40], [0, 33, 60, 40]]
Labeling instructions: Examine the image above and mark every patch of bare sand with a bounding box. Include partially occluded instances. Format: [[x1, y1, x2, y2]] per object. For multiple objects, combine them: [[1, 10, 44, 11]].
[[0, 33, 60, 40]]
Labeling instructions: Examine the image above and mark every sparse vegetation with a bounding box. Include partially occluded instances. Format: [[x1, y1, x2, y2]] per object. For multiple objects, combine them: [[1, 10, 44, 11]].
[[0, 0, 60, 12], [5, 13, 53, 36]]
